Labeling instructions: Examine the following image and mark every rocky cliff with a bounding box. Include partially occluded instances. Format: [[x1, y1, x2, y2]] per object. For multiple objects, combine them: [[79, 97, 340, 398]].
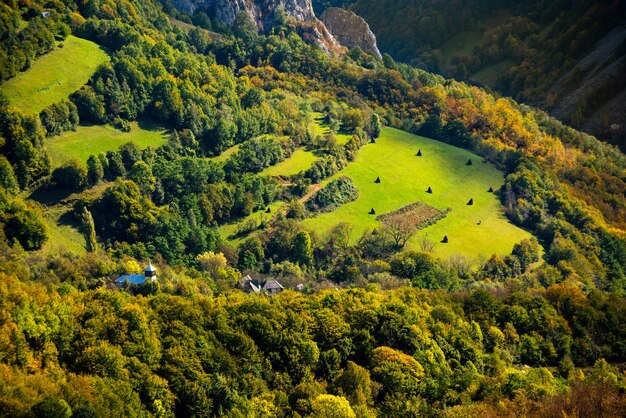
[[321, 7, 381, 58], [170, 0, 312, 29], [169, 0, 343, 53]]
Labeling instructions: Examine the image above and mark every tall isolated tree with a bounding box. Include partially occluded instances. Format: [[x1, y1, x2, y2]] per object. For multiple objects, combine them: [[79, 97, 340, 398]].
[[292, 230, 313, 266], [80, 206, 97, 252]]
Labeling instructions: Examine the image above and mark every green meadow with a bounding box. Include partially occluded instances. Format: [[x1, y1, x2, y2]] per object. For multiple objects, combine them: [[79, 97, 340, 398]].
[[219, 201, 284, 246], [309, 112, 354, 145], [470, 59, 515, 86], [211, 144, 241, 163], [1, 36, 108, 114], [302, 127, 533, 260], [45, 122, 168, 167], [262, 148, 319, 177]]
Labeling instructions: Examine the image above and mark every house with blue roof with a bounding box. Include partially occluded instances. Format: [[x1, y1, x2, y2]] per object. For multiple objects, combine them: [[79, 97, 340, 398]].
[[115, 262, 157, 287]]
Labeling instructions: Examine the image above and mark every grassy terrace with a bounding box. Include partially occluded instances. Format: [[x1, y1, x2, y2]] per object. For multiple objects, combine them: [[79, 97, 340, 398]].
[[261, 148, 319, 177], [309, 112, 354, 145], [45, 121, 168, 167], [1, 36, 108, 114]]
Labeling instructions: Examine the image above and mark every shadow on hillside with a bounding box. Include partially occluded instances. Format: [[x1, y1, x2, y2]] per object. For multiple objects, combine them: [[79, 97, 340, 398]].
[[28, 185, 74, 206], [138, 119, 168, 132], [58, 210, 80, 228]]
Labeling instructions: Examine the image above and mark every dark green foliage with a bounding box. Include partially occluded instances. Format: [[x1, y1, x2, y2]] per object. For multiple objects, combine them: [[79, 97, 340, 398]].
[[225, 136, 284, 175], [52, 160, 87, 190], [0, 8, 57, 81], [104, 151, 125, 180], [1, 192, 48, 250], [306, 176, 359, 213], [86, 155, 104, 185], [30, 396, 72, 418], [238, 236, 264, 269], [39, 100, 79, 137], [0, 155, 18, 193], [0, 101, 49, 188], [71, 86, 106, 123]]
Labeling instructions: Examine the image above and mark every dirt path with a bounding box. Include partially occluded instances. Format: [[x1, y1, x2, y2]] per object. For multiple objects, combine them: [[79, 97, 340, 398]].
[[264, 184, 321, 238], [299, 184, 321, 204]]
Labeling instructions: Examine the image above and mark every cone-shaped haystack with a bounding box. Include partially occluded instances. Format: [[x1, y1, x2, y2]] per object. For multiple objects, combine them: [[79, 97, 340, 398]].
[[467, 198, 474, 205], [416, 149, 422, 156], [369, 208, 377, 215], [427, 186, 433, 194], [466, 159, 473, 166], [265, 207, 272, 213], [488, 186, 494, 192], [442, 235, 449, 243], [375, 176, 381, 183]]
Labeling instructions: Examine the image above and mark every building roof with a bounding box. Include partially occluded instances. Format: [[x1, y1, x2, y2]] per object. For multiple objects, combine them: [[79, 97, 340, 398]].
[[263, 279, 284, 291], [145, 263, 157, 273], [116, 274, 146, 285], [241, 276, 284, 294]]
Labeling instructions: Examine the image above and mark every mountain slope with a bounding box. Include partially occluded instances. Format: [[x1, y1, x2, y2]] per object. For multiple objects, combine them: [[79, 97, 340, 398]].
[[313, 0, 626, 149]]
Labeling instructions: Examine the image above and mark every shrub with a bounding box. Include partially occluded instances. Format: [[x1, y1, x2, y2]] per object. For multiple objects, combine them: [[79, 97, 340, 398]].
[[306, 176, 359, 213], [52, 160, 87, 189]]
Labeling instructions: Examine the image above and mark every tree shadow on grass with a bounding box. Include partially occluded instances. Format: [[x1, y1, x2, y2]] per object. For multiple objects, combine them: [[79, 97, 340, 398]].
[[138, 118, 170, 133], [58, 210, 80, 228], [28, 185, 74, 206]]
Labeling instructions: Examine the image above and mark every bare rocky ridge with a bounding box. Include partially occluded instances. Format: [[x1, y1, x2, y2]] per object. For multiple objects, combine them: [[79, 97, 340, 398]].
[[321, 7, 381, 58], [169, 0, 344, 53], [170, 0, 314, 29]]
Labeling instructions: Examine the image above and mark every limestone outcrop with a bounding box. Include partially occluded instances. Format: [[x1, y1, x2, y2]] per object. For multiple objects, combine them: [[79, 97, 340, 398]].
[[321, 7, 381, 58], [168, 0, 344, 53], [170, 0, 314, 30]]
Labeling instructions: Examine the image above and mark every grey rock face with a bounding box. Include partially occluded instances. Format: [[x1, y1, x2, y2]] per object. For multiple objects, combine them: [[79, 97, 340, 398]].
[[170, 0, 315, 29], [168, 0, 344, 53], [321, 7, 381, 59]]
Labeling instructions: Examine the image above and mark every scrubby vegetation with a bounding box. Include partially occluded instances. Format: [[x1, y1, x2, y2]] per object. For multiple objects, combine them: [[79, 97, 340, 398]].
[[306, 176, 359, 213], [0, 0, 624, 416]]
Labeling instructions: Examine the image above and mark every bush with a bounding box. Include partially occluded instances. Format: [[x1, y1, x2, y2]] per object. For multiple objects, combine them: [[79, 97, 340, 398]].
[[306, 176, 359, 213], [52, 160, 87, 189], [4, 207, 48, 250]]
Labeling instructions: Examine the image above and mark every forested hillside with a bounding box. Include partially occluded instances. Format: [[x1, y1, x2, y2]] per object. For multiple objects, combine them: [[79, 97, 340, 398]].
[[0, 0, 625, 416], [313, 0, 626, 149]]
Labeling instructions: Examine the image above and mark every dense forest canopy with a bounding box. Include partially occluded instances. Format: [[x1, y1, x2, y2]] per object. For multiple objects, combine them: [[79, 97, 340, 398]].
[[0, 0, 624, 416]]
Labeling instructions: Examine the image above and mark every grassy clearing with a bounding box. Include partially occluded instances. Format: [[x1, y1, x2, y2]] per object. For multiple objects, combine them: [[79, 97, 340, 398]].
[[302, 127, 533, 260], [211, 144, 241, 163], [262, 148, 319, 177], [169, 17, 224, 40], [41, 207, 86, 256], [45, 121, 168, 167], [470, 59, 515, 86], [34, 182, 112, 256], [309, 112, 353, 145], [440, 31, 483, 65], [219, 201, 284, 246], [1, 36, 108, 115]]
